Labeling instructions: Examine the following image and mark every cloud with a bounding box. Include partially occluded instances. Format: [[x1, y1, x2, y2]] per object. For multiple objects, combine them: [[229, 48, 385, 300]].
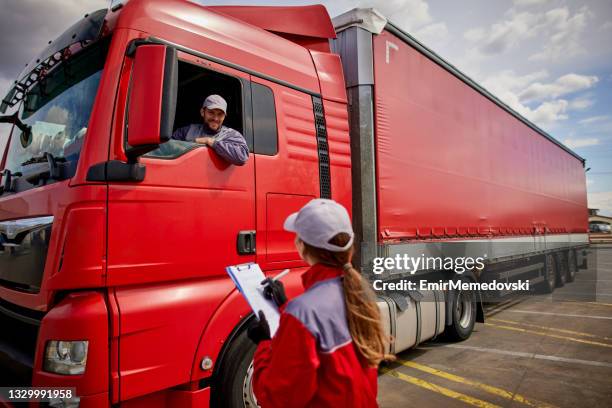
[[519, 73, 598, 102], [579, 115, 610, 125], [464, 11, 539, 55], [529, 6, 591, 61], [601, 21, 612, 31], [0, 0, 107, 82], [358, 0, 449, 44], [358, 0, 432, 29], [562, 137, 599, 148], [484, 88, 569, 127], [464, 6, 592, 61], [588, 191, 612, 217], [413, 22, 449, 44], [480, 70, 600, 127], [513, 0, 549, 7], [0, 75, 13, 101], [568, 97, 594, 110], [480, 70, 566, 125], [527, 100, 569, 125], [482, 70, 549, 95]]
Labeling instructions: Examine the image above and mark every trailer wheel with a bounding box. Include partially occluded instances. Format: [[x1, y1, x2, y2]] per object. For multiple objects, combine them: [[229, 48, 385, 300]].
[[566, 250, 577, 283], [212, 327, 259, 408], [444, 283, 477, 341], [555, 252, 566, 287], [538, 254, 556, 294]]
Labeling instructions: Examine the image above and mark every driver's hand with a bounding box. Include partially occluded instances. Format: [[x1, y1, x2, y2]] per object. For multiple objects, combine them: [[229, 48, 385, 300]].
[[195, 137, 215, 146]]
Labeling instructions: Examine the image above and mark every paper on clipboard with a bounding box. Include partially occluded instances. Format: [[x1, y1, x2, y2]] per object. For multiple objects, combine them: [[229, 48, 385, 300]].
[[226, 263, 280, 336]]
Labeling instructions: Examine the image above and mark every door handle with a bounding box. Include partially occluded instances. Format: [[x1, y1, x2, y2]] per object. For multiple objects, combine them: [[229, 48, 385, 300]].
[[237, 230, 256, 255]]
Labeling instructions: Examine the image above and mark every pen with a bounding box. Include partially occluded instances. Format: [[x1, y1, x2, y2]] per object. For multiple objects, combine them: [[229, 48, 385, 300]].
[[272, 269, 290, 281], [261, 269, 290, 285]]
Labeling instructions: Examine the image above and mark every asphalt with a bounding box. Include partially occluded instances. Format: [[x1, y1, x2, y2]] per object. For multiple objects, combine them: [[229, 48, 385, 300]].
[[378, 245, 612, 408]]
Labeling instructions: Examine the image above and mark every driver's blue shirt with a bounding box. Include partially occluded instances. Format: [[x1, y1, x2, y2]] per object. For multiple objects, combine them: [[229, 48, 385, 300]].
[[172, 124, 249, 165]]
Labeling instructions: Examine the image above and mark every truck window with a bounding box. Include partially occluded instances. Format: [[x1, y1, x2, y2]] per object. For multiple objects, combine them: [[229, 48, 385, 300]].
[[146, 60, 248, 159], [252, 83, 278, 155], [2, 40, 108, 182]]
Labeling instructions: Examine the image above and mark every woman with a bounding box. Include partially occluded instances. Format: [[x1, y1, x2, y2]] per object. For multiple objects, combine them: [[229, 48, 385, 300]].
[[247, 198, 394, 407]]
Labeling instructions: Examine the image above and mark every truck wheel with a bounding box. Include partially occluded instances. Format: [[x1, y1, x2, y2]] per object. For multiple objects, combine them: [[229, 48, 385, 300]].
[[538, 254, 556, 294], [444, 284, 477, 341], [212, 327, 259, 408], [566, 250, 577, 283], [555, 252, 566, 287]]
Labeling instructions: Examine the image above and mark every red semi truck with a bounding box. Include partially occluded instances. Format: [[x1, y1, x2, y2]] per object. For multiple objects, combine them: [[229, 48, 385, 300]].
[[0, 1, 588, 407]]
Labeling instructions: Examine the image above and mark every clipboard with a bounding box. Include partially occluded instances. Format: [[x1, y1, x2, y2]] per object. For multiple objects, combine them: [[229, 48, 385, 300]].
[[226, 263, 280, 336]]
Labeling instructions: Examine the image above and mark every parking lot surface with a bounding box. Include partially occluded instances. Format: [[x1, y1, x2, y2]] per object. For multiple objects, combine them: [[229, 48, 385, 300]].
[[378, 245, 612, 408]]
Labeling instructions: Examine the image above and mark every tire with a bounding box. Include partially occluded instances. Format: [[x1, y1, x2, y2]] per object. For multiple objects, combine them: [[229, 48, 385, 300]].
[[538, 254, 556, 294], [555, 252, 566, 288], [444, 280, 477, 341], [212, 326, 259, 408], [566, 250, 577, 282]]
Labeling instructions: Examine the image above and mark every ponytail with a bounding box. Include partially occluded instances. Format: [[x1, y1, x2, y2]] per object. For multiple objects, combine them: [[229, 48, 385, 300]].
[[301, 234, 395, 367]]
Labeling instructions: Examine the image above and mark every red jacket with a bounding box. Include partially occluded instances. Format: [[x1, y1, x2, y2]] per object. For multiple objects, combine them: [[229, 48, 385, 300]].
[[253, 264, 379, 408]]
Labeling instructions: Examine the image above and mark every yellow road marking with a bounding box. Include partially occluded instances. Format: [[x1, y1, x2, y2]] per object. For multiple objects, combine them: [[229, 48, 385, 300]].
[[381, 367, 501, 408], [485, 323, 612, 348], [398, 360, 557, 408], [586, 301, 612, 307], [563, 300, 612, 308], [489, 318, 612, 341]]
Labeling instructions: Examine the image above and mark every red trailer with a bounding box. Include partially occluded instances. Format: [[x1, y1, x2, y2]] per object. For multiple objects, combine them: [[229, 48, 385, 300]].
[[0, 2, 587, 407]]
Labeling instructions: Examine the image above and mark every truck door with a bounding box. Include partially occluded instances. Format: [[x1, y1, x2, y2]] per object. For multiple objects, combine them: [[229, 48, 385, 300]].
[[104, 49, 257, 399], [106, 53, 256, 287], [250, 77, 321, 271]]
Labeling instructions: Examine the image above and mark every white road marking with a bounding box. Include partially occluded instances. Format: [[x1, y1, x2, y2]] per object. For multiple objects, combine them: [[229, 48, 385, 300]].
[[419, 344, 612, 368]]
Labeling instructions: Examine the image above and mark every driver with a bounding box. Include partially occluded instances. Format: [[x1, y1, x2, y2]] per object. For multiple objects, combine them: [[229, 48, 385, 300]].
[[172, 94, 249, 165]]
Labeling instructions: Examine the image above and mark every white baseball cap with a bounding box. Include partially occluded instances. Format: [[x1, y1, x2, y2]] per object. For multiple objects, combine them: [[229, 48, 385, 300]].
[[202, 94, 227, 114], [284, 199, 354, 252]]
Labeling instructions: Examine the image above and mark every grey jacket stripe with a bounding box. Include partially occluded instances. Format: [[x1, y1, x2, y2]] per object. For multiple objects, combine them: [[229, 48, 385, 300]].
[[285, 277, 352, 353]]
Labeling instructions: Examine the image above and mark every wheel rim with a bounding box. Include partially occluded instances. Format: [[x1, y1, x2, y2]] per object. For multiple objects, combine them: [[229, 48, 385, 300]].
[[242, 361, 259, 407], [457, 291, 473, 328]]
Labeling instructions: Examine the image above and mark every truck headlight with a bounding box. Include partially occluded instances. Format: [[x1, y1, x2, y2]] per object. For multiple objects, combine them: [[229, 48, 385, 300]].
[[44, 340, 89, 375]]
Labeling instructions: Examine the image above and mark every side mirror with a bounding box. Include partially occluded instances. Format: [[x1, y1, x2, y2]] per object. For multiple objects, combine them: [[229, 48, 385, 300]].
[[126, 44, 177, 160]]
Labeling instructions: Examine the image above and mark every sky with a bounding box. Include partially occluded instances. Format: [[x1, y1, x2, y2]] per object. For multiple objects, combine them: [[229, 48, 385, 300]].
[[0, 0, 611, 215]]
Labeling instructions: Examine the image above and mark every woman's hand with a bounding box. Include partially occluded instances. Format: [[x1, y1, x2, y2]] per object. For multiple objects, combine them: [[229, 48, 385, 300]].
[[247, 311, 271, 344], [262, 278, 287, 307]]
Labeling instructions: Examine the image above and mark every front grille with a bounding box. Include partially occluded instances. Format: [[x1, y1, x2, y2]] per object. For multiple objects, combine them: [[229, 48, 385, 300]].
[[0, 220, 53, 294], [0, 298, 42, 386]]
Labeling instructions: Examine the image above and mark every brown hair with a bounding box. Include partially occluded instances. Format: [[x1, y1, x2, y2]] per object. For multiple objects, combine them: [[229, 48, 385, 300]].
[[300, 233, 395, 367]]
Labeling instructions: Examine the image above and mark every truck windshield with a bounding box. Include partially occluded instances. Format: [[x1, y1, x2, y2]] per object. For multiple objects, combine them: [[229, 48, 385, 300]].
[[3, 39, 109, 177]]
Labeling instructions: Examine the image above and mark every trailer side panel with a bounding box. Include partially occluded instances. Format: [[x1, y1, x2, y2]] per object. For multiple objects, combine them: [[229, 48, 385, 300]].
[[372, 30, 588, 240]]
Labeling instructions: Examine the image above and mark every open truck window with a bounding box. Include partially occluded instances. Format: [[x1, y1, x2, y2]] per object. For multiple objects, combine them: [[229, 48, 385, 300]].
[[145, 60, 247, 159]]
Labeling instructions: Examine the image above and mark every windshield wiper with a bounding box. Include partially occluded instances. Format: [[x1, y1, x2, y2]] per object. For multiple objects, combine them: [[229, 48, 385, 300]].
[[0, 169, 21, 195], [0, 112, 32, 136], [21, 153, 66, 167], [20, 153, 69, 183]]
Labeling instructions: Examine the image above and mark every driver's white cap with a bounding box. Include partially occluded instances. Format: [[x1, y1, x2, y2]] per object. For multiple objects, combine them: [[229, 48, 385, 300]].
[[284, 199, 354, 252], [202, 94, 227, 114]]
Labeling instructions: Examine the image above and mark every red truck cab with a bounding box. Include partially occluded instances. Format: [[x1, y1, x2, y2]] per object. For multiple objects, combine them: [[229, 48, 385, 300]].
[[0, 1, 349, 406]]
